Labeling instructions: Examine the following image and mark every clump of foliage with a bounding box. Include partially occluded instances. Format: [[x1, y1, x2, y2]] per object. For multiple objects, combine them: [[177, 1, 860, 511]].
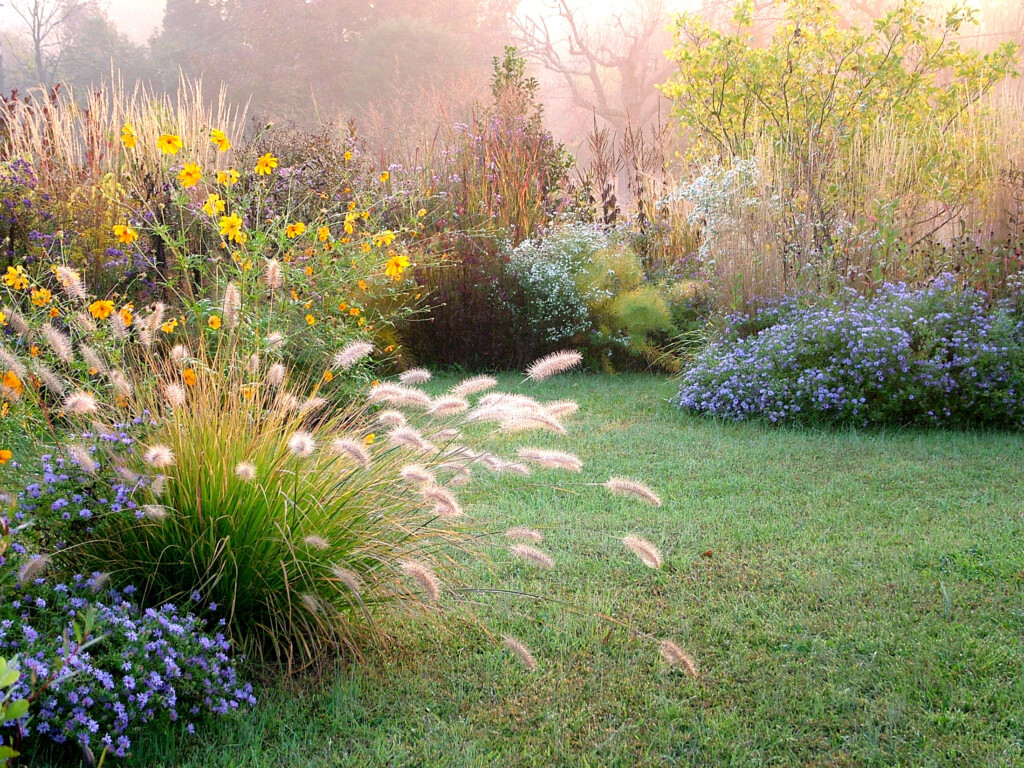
[[0, 515, 253, 764], [675, 275, 1024, 428], [507, 223, 679, 370], [660, 0, 1021, 301]]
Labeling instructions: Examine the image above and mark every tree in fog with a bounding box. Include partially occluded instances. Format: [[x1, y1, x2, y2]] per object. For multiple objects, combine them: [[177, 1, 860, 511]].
[[4, 0, 94, 83], [512, 0, 674, 132]]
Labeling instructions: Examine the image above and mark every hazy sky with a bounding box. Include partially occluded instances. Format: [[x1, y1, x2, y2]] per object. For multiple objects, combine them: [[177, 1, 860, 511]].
[[107, 0, 165, 42]]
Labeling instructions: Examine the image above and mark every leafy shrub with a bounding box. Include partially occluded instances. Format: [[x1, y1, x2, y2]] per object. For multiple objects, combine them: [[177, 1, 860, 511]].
[[0, 516, 253, 763], [506, 223, 678, 370], [675, 275, 1024, 427]]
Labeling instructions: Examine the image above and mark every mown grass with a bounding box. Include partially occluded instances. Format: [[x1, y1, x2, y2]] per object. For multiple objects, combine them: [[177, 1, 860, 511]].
[[58, 374, 1024, 766]]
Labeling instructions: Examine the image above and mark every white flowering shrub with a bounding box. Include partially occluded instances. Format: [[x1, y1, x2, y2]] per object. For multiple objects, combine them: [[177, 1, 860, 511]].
[[508, 223, 610, 345]]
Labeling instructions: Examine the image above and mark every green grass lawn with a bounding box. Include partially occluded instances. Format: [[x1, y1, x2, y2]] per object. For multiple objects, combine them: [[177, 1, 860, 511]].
[[115, 374, 1024, 766]]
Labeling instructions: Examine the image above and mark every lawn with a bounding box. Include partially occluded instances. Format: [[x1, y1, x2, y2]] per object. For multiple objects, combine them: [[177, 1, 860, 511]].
[[78, 374, 1024, 766]]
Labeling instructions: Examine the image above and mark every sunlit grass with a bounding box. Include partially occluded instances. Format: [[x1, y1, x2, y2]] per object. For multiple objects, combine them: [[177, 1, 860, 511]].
[[116, 373, 1024, 767]]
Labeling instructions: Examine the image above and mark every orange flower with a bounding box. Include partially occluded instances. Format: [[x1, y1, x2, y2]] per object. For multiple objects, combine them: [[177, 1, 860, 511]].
[[31, 288, 52, 306], [348, 307, 360, 317], [157, 133, 183, 154], [208, 315, 222, 330], [49, 307, 59, 318], [364, 433, 375, 445], [255, 153, 278, 175], [29, 344, 39, 357], [305, 314, 316, 326], [113, 224, 139, 245], [121, 123, 137, 149], [285, 222, 306, 238], [2, 371, 23, 395], [0, 449, 12, 464], [210, 128, 231, 152], [182, 368, 197, 386], [217, 169, 240, 186], [317, 226, 330, 241], [88, 300, 115, 320], [304, 266, 313, 277], [178, 163, 202, 188], [380, 171, 390, 183], [323, 370, 334, 382], [118, 304, 134, 327]]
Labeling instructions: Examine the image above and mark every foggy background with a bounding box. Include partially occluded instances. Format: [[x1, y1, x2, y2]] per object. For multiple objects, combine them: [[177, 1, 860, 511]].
[[0, 0, 1020, 155]]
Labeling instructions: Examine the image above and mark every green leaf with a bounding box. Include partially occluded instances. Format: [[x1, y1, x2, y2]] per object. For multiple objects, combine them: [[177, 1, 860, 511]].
[[4, 698, 29, 720]]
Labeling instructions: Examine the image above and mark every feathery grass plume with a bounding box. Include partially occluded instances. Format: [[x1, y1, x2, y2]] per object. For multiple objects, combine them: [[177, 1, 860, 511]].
[[478, 392, 543, 411], [0, 348, 26, 380], [80, 345, 108, 375], [288, 431, 316, 458], [54, 265, 86, 300], [0, 383, 20, 402], [222, 282, 242, 328], [108, 369, 132, 398], [659, 640, 698, 677], [450, 375, 498, 398], [486, 459, 532, 476], [31, 361, 65, 394], [605, 478, 663, 507], [330, 437, 372, 469], [264, 258, 283, 289], [399, 464, 435, 486], [115, 467, 140, 484], [300, 593, 321, 614], [110, 311, 129, 340], [145, 302, 167, 336], [303, 535, 329, 550], [138, 322, 154, 348], [89, 572, 111, 594], [367, 383, 433, 410], [510, 544, 555, 568], [545, 399, 580, 419], [502, 635, 538, 671], [18, 555, 49, 585], [3, 306, 28, 335], [266, 331, 285, 348], [525, 350, 583, 381], [428, 395, 469, 416], [300, 396, 328, 415], [234, 462, 257, 481], [388, 425, 435, 453], [623, 536, 663, 569], [267, 362, 287, 387], [144, 445, 175, 469], [63, 391, 98, 416], [517, 448, 583, 472], [498, 412, 567, 436], [505, 526, 543, 543], [277, 393, 300, 412], [149, 475, 166, 497], [435, 428, 461, 440], [377, 409, 406, 427], [333, 340, 374, 370], [330, 566, 363, 598], [247, 352, 261, 375], [400, 561, 442, 601], [41, 324, 74, 364], [68, 444, 98, 474], [162, 382, 186, 407], [142, 504, 168, 521], [464, 403, 518, 425], [170, 344, 188, 363], [399, 368, 432, 384], [72, 310, 96, 334], [419, 485, 463, 518]]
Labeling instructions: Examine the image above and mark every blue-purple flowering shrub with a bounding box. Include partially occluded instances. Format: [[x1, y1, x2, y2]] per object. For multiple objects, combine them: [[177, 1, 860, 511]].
[[0, 516, 254, 763], [674, 276, 1024, 427]]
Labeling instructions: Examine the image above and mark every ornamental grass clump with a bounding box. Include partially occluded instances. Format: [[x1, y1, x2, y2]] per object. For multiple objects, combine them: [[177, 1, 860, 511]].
[[675, 275, 1024, 427]]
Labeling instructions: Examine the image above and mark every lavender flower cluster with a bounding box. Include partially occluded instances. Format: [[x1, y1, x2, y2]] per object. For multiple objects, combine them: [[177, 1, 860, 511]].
[[0, 526, 255, 760], [675, 275, 1024, 427]]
